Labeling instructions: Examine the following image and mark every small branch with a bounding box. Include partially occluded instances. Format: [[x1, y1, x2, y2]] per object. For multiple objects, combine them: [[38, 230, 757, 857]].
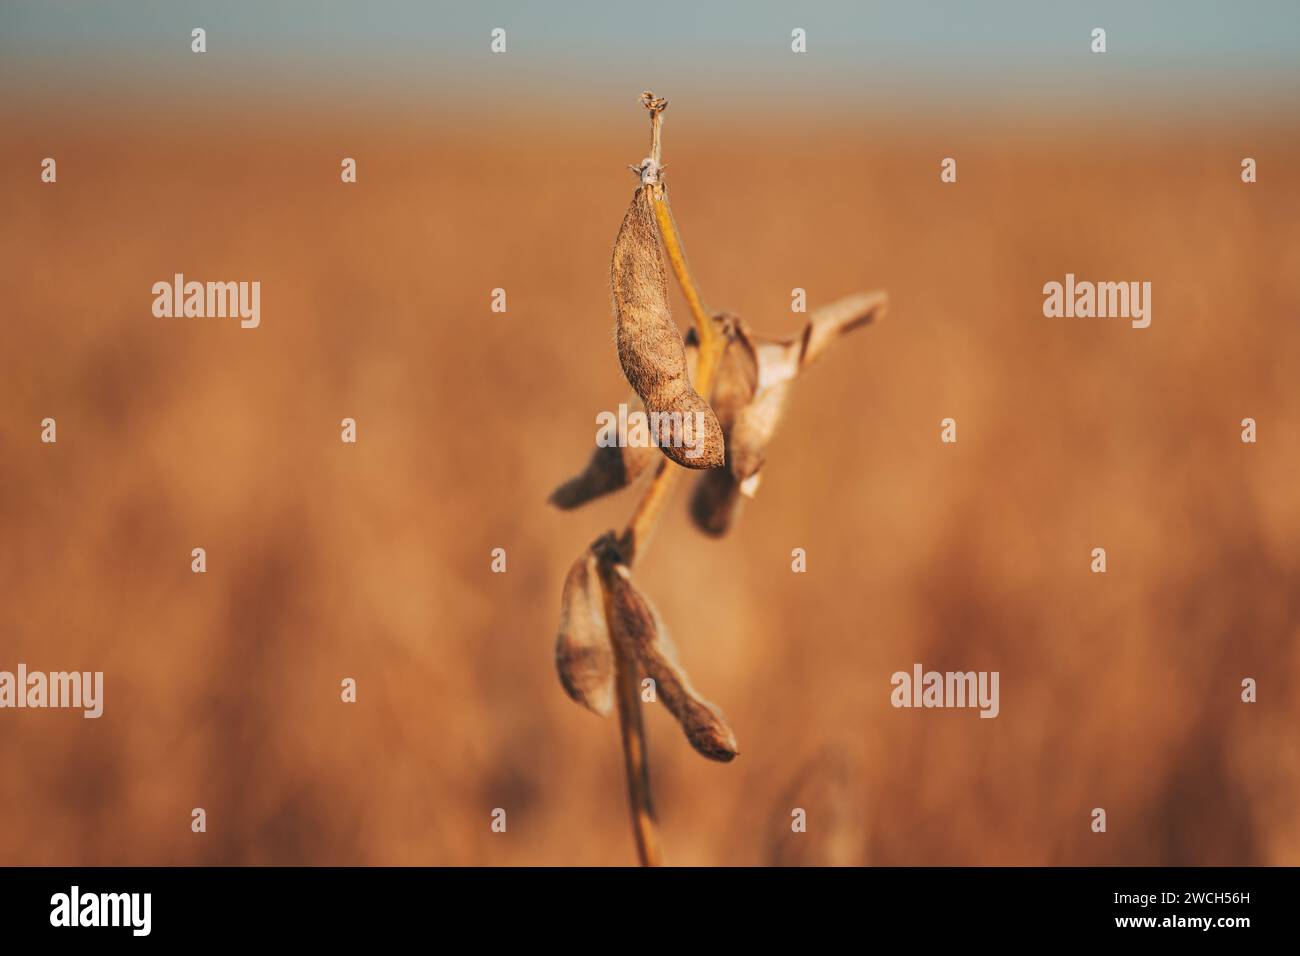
[[651, 197, 721, 381], [638, 91, 667, 183], [619, 459, 674, 564], [598, 531, 663, 865], [612, 632, 663, 866]]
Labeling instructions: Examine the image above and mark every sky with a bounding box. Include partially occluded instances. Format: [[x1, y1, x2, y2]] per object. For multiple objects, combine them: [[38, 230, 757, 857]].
[[3, 1, 1298, 118]]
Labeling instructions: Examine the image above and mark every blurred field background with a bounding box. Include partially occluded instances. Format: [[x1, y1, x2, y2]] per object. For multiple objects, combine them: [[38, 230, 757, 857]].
[[1, 1, 1298, 865]]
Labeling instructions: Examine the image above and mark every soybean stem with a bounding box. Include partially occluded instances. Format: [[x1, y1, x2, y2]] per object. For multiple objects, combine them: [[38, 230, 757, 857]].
[[652, 193, 719, 374], [607, 93, 724, 868], [613, 639, 663, 866]]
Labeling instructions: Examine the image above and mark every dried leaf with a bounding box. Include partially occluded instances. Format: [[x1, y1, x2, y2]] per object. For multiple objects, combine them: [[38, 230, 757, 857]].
[[730, 291, 887, 482], [801, 290, 888, 368]]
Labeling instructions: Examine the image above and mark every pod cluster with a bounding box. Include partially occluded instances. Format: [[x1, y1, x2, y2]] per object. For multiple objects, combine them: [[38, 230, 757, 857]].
[[554, 533, 739, 762], [550, 140, 887, 778], [689, 291, 889, 535]]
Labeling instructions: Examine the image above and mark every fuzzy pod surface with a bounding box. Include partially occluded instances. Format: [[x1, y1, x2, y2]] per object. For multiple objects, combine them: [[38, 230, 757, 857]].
[[597, 557, 739, 762], [611, 187, 724, 470], [687, 318, 760, 534], [549, 440, 657, 510]]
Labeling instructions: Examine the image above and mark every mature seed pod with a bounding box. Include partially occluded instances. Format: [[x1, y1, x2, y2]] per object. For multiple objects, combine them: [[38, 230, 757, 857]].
[[597, 556, 739, 762], [549, 441, 657, 510], [728, 378, 792, 482], [698, 314, 759, 427], [554, 541, 616, 716], [550, 335, 704, 511], [687, 316, 759, 535], [687, 293, 887, 533], [611, 186, 724, 470], [689, 467, 743, 537]]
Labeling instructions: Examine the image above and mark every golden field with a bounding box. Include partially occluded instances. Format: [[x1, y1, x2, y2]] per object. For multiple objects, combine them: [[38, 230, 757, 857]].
[[1, 102, 1298, 865]]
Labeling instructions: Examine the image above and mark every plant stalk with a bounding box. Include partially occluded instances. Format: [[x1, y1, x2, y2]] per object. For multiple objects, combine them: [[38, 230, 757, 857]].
[[607, 93, 723, 866]]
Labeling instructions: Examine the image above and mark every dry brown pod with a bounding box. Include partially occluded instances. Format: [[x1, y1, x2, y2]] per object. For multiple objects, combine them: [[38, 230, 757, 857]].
[[697, 314, 759, 428], [554, 538, 617, 716], [611, 186, 724, 470], [550, 337, 706, 511], [726, 376, 789, 483], [686, 316, 759, 535], [688, 467, 744, 537], [688, 291, 888, 535], [595, 548, 739, 762], [549, 441, 657, 510]]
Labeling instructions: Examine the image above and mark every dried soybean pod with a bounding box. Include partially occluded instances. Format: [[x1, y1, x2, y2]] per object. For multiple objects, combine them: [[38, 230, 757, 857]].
[[689, 467, 743, 537], [551, 326, 705, 509], [597, 557, 739, 762], [687, 317, 760, 534], [697, 315, 759, 428], [728, 378, 793, 482], [549, 441, 657, 510], [611, 187, 724, 469], [554, 543, 616, 716]]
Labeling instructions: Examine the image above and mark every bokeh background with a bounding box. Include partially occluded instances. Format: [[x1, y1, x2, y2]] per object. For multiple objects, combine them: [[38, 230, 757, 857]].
[[1, 1, 1298, 865]]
